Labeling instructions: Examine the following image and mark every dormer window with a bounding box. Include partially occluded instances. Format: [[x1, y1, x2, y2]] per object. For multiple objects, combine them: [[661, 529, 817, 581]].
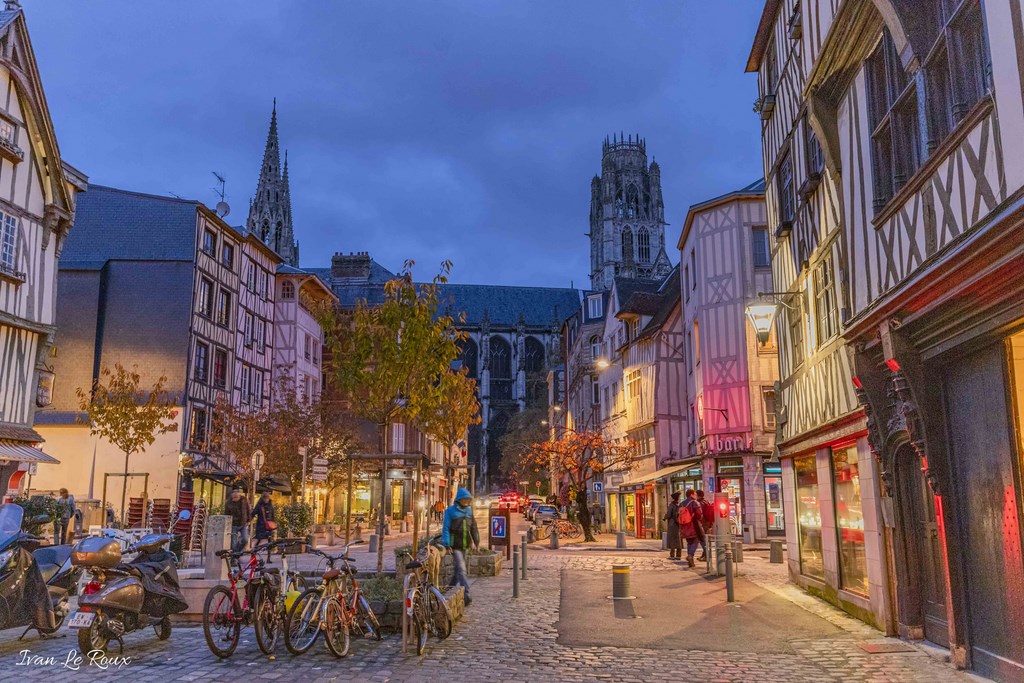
[[587, 294, 602, 319]]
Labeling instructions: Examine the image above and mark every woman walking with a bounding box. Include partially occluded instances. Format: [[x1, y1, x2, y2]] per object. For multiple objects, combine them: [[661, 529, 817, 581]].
[[664, 491, 683, 560], [252, 492, 276, 547]]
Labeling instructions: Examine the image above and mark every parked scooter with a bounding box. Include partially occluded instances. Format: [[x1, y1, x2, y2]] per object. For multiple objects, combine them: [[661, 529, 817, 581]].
[[0, 503, 81, 636], [69, 509, 191, 652]]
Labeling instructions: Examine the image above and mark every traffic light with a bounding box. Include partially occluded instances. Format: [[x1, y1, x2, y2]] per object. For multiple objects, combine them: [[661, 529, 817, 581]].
[[718, 500, 729, 518]]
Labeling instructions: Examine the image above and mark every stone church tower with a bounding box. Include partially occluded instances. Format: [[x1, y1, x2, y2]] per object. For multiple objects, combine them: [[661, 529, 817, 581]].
[[590, 134, 672, 290], [247, 101, 299, 266]]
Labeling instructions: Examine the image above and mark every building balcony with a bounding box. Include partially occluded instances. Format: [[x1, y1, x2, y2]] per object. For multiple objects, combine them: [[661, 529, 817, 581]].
[[0, 136, 24, 165], [0, 261, 26, 285]]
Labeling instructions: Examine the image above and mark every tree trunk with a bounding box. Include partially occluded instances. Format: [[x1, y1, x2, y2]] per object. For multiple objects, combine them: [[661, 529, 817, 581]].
[[576, 486, 595, 542], [377, 423, 387, 575], [121, 451, 130, 527]]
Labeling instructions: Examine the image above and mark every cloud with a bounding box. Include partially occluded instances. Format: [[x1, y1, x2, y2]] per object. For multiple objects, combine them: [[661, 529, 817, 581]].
[[29, 0, 764, 287]]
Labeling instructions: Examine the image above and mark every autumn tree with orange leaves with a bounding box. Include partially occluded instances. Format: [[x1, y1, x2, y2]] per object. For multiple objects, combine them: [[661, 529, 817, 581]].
[[524, 429, 638, 542]]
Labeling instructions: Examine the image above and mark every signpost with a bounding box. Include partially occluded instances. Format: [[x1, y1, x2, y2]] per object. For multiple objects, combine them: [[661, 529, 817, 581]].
[[298, 445, 308, 502], [488, 510, 510, 560], [592, 481, 603, 493], [250, 450, 266, 502]]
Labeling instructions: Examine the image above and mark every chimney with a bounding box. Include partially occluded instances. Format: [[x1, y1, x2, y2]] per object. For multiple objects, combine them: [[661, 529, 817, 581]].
[[331, 251, 371, 280]]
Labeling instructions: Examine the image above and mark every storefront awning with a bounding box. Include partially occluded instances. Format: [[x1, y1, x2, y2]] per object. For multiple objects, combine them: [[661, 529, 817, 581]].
[[0, 440, 60, 465], [613, 463, 690, 491]]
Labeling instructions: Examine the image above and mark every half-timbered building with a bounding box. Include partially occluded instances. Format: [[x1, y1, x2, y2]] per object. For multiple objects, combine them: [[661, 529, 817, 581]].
[[0, 4, 84, 500], [675, 181, 781, 541], [233, 232, 280, 412], [750, 1, 1024, 678], [273, 263, 336, 403]]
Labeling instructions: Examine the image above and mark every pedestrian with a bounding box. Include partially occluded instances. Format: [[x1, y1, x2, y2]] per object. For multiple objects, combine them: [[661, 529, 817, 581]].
[[664, 491, 683, 560], [432, 499, 445, 524], [678, 489, 703, 568], [252, 492, 276, 547], [54, 488, 76, 544], [224, 488, 252, 553], [696, 489, 714, 561], [442, 487, 480, 606]]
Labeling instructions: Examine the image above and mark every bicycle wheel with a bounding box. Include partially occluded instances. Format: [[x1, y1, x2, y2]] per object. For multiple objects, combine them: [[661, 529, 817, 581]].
[[323, 597, 351, 658], [356, 593, 382, 640], [409, 590, 428, 656], [426, 586, 453, 639], [254, 583, 281, 655], [287, 572, 307, 593], [203, 585, 241, 659], [568, 523, 582, 539], [284, 587, 323, 655]]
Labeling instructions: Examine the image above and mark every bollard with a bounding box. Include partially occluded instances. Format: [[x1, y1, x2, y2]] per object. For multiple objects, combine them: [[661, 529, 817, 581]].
[[725, 545, 735, 603], [368, 534, 378, 554], [616, 531, 626, 549], [770, 539, 784, 563], [732, 541, 744, 563], [549, 527, 559, 549], [611, 564, 631, 599], [521, 532, 528, 581], [661, 531, 667, 550], [512, 545, 520, 599], [706, 534, 714, 574]]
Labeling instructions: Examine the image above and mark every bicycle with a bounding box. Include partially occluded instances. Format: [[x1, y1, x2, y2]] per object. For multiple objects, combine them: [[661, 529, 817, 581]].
[[201, 539, 306, 658], [401, 535, 453, 656], [551, 518, 581, 538], [284, 541, 376, 657]]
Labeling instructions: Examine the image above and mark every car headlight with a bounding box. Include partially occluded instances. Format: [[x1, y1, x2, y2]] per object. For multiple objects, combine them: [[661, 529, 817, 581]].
[[0, 549, 14, 570]]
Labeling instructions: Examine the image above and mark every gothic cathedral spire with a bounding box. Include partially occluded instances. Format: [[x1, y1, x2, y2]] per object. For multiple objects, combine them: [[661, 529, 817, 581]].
[[247, 99, 299, 266]]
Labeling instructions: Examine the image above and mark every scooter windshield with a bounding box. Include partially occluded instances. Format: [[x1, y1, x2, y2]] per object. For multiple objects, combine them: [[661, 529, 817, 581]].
[[0, 504, 24, 547]]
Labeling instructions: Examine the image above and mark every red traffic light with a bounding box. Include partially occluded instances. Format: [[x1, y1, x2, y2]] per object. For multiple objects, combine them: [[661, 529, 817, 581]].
[[717, 501, 729, 518]]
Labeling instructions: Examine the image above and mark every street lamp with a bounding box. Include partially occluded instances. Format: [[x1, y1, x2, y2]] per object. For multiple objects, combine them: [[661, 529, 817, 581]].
[[745, 291, 799, 347], [595, 358, 611, 369]]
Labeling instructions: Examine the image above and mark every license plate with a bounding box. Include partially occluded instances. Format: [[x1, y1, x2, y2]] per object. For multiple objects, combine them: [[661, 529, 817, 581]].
[[68, 611, 95, 629]]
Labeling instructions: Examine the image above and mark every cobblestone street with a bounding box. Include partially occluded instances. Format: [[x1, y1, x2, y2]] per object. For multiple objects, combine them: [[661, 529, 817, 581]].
[[0, 536, 984, 683]]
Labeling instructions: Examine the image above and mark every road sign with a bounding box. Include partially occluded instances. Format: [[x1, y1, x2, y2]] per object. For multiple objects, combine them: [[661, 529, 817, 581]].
[[312, 458, 328, 467], [311, 466, 328, 474], [592, 481, 603, 493], [490, 515, 507, 539], [250, 450, 266, 471], [311, 473, 327, 481]]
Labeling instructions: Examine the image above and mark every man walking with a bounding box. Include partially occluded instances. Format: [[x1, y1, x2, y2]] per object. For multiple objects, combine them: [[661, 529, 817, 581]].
[[664, 491, 683, 560], [54, 488, 76, 544], [224, 488, 252, 552], [695, 489, 714, 561], [432, 499, 445, 524], [679, 489, 703, 568], [442, 487, 480, 606]]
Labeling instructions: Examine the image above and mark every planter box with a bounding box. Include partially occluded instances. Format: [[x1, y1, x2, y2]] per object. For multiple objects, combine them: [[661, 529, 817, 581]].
[[467, 550, 502, 577], [173, 578, 227, 623]]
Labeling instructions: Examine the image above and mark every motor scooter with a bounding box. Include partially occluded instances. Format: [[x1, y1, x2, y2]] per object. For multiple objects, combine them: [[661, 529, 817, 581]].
[[0, 503, 81, 636], [69, 509, 191, 653]]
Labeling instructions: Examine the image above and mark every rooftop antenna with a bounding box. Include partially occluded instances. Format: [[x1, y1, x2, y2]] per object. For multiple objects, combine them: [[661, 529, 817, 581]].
[[167, 191, 184, 199], [211, 171, 230, 218]]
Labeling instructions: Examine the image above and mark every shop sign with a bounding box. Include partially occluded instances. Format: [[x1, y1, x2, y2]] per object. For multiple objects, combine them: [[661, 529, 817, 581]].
[[620, 483, 644, 492]]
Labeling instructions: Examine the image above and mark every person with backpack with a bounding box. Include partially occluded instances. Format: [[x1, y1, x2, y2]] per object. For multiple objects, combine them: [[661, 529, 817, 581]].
[[696, 489, 714, 561], [677, 489, 703, 567], [442, 487, 480, 606], [664, 491, 684, 560]]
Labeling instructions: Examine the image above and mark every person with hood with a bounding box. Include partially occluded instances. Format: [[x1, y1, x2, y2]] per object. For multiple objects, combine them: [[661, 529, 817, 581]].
[[442, 487, 480, 605]]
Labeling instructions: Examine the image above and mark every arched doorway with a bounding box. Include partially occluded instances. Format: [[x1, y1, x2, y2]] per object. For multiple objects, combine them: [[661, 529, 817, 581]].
[[893, 441, 948, 646]]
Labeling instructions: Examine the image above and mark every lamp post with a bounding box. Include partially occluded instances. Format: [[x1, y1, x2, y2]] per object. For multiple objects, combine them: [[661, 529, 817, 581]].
[[745, 291, 800, 347]]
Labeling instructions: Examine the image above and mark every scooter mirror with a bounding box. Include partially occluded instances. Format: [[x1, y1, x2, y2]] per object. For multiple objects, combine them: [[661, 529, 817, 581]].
[[178, 509, 192, 522], [31, 514, 51, 525]]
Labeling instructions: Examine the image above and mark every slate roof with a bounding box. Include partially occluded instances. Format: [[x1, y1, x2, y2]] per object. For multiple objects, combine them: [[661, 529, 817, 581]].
[[436, 283, 580, 327], [636, 265, 681, 341], [613, 276, 664, 316], [687, 178, 765, 213], [62, 185, 201, 265]]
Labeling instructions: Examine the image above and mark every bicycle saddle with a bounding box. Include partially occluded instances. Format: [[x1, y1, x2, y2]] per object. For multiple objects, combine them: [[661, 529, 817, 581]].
[[406, 559, 423, 570], [323, 568, 342, 581]]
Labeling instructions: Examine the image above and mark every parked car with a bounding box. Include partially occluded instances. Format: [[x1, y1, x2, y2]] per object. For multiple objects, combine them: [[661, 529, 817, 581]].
[[533, 505, 559, 525], [525, 501, 542, 520]]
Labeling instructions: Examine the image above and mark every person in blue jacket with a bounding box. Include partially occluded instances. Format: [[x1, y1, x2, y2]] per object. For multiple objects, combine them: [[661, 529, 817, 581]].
[[442, 487, 480, 605]]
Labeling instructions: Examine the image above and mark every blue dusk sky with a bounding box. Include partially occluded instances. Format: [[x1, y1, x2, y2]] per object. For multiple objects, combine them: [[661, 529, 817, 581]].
[[28, 1, 765, 287]]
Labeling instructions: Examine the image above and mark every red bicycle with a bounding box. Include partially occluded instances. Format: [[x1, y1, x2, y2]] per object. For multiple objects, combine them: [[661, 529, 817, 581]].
[[201, 539, 305, 658]]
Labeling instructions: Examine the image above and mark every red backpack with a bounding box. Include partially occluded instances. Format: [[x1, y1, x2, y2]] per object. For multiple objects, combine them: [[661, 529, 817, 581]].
[[677, 502, 694, 526]]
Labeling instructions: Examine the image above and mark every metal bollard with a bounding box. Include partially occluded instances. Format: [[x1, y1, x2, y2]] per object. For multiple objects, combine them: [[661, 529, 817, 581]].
[[549, 527, 559, 549], [661, 531, 667, 550], [611, 564, 631, 599], [368, 534, 378, 553], [616, 531, 626, 549], [732, 541, 744, 563], [724, 545, 735, 602], [521, 533, 528, 581], [770, 539, 784, 563], [512, 545, 520, 599]]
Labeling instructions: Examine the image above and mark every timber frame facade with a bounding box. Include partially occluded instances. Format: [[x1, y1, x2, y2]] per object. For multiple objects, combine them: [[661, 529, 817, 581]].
[[750, 1, 1024, 680], [0, 6, 84, 499]]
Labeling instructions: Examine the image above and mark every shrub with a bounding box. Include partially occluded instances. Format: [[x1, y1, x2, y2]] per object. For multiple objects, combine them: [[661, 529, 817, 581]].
[[12, 495, 63, 534], [360, 575, 402, 602], [393, 535, 431, 558], [280, 502, 314, 537]]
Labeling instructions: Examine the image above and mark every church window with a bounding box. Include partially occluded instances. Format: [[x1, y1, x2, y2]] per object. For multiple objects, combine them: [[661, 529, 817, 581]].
[[281, 280, 295, 300], [459, 339, 478, 378], [621, 227, 633, 262], [525, 337, 544, 374], [626, 184, 640, 218], [637, 227, 651, 262], [489, 337, 513, 401]]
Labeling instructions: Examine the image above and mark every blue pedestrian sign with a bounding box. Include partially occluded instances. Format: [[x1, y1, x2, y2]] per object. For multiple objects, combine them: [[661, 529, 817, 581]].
[[592, 481, 603, 493], [490, 516, 507, 539]]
